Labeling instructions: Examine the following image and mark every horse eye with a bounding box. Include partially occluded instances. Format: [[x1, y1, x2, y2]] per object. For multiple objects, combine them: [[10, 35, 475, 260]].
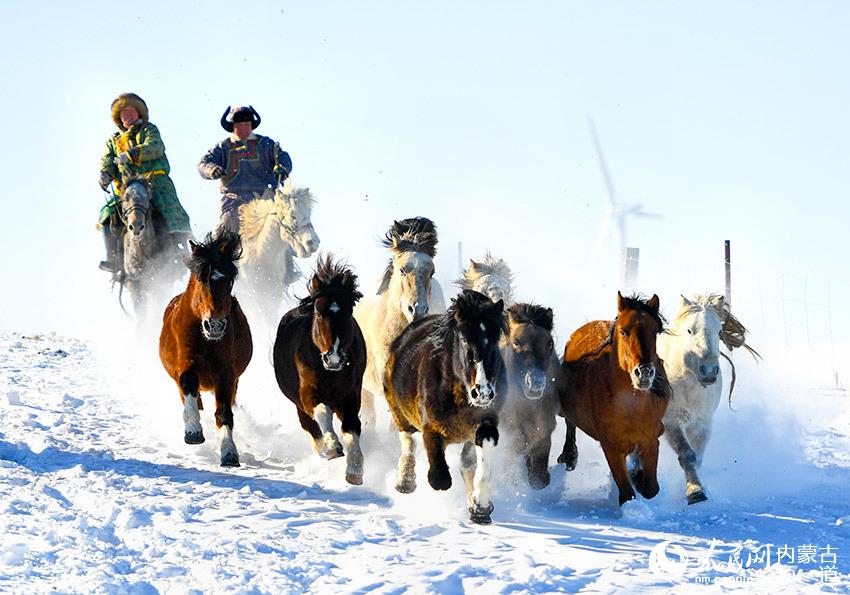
[[687, 329, 693, 335], [620, 329, 628, 337], [512, 341, 520, 349]]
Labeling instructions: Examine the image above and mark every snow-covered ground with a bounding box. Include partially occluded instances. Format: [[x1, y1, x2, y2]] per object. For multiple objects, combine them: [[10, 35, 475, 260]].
[[1, 326, 849, 594]]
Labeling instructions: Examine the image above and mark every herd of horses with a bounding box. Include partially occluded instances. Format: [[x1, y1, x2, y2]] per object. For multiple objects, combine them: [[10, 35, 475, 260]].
[[118, 179, 756, 525]]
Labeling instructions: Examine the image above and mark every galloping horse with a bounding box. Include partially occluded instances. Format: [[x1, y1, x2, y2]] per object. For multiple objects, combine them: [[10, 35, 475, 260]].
[[499, 303, 561, 489], [159, 230, 252, 467], [237, 184, 319, 319], [384, 290, 506, 524], [114, 176, 185, 315], [456, 253, 516, 307], [272, 255, 367, 485], [558, 293, 670, 505], [355, 217, 446, 422], [657, 294, 758, 504]]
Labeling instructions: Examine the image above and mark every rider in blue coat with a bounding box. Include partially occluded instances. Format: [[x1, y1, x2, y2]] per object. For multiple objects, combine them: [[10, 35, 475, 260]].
[[198, 106, 293, 232]]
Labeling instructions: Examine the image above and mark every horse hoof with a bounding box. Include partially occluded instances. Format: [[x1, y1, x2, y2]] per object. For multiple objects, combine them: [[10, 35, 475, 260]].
[[687, 491, 708, 505], [469, 504, 494, 525], [220, 453, 240, 467], [325, 444, 344, 460], [427, 468, 452, 491], [618, 491, 636, 506], [557, 450, 578, 471], [395, 479, 416, 494], [184, 431, 205, 445], [528, 472, 551, 490], [345, 472, 363, 486]]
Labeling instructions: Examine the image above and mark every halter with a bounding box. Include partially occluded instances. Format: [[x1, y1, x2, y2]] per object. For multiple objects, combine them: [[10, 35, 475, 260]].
[[117, 186, 151, 227]]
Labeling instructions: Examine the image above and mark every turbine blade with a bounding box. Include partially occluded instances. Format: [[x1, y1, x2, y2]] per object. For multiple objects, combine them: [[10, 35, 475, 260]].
[[588, 116, 617, 207], [589, 213, 612, 259]]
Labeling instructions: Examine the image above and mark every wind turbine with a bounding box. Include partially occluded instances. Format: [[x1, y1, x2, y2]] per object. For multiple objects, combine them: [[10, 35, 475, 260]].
[[587, 116, 662, 259]]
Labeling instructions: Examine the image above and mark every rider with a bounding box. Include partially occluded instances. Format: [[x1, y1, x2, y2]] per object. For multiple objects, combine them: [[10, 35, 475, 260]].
[[97, 93, 192, 273], [198, 105, 293, 233]]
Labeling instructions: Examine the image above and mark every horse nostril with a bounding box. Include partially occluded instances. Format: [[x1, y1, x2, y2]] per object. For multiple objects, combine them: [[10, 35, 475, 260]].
[[634, 369, 641, 377]]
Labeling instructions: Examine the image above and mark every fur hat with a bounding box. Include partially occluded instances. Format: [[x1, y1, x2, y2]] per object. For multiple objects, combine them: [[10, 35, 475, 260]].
[[220, 105, 261, 132], [111, 93, 148, 131]]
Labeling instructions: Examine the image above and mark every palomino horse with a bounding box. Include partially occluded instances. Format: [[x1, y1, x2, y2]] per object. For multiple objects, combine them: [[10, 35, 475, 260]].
[[657, 293, 760, 504], [558, 293, 671, 505], [456, 253, 516, 307], [272, 255, 367, 485], [159, 230, 252, 467], [384, 290, 506, 524], [457, 254, 578, 472], [355, 217, 446, 423], [115, 176, 185, 315], [237, 184, 319, 319], [499, 303, 561, 489]]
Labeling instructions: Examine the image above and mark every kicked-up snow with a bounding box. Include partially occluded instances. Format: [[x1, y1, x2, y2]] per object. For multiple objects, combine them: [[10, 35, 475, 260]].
[[1, 328, 849, 593]]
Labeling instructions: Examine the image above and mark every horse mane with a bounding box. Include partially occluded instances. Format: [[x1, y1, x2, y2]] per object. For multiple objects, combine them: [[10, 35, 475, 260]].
[[619, 293, 667, 333], [298, 254, 363, 314], [122, 175, 151, 191], [677, 293, 761, 360], [507, 303, 553, 332], [185, 230, 242, 283], [431, 290, 506, 352], [239, 187, 317, 260], [456, 252, 514, 291], [376, 217, 439, 294]]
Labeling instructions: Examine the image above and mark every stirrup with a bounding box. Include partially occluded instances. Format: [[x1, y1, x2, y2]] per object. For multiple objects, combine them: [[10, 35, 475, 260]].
[[99, 260, 119, 273]]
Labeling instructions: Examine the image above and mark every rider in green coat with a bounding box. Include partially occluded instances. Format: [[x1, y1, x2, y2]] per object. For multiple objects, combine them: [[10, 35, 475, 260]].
[[97, 93, 191, 273]]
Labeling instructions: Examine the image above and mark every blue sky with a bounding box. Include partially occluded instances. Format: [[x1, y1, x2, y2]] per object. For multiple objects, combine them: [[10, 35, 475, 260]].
[[0, 1, 847, 346]]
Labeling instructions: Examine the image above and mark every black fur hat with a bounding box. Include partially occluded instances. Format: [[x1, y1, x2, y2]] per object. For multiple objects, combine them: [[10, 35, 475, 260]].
[[220, 105, 261, 132]]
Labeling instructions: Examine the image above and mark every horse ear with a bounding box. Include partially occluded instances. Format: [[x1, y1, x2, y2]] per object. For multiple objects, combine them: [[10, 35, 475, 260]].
[[648, 294, 660, 311], [617, 291, 625, 312], [715, 295, 726, 312], [310, 275, 320, 293], [680, 294, 692, 308], [469, 260, 480, 273], [189, 239, 200, 254], [543, 307, 554, 330], [492, 298, 504, 314]]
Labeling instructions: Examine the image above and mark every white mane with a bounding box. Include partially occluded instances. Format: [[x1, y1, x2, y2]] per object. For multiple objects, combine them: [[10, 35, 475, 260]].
[[456, 252, 516, 305]]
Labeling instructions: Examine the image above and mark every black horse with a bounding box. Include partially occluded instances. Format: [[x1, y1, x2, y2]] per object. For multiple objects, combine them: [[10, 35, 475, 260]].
[[273, 255, 367, 485], [384, 289, 507, 524]]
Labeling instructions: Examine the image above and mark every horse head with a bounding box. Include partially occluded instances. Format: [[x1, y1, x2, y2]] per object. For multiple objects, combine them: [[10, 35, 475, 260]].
[[673, 294, 724, 386], [275, 187, 319, 258], [457, 253, 515, 307], [121, 176, 153, 241], [506, 303, 555, 400], [185, 230, 242, 341], [614, 292, 666, 391], [437, 290, 506, 407], [379, 217, 439, 322], [300, 254, 363, 372]]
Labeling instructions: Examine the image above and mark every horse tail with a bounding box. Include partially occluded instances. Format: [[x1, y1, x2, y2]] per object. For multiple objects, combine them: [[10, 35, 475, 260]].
[[720, 351, 737, 411]]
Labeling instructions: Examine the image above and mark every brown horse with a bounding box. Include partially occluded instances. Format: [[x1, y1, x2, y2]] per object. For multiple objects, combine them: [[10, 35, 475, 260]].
[[384, 289, 507, 524], [272, 255, 367, 485], [557, 292, 670, 505], [159, 230, 253, 467]]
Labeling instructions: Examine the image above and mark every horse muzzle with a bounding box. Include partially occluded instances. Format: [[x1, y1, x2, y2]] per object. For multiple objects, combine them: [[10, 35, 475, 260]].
[[632, 363, 656, 391], [405, 301, 429, 322], [468, 383, 496, 408], [522, 369, 548, 400], [321, 349, 347, 372], [698, 362, 720, 386], [201, 317, 227, 341]]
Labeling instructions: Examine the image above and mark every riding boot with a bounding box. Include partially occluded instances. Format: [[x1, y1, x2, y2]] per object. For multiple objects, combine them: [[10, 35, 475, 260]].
[[98, 224, 120, 273]]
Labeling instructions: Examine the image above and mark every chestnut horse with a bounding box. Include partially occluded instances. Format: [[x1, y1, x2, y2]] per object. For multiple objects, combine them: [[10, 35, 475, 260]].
[[159, 230, 253, 467], [272, 255, 367, 485], [558, 293, 670, 505], [384, 290, 506, 524]]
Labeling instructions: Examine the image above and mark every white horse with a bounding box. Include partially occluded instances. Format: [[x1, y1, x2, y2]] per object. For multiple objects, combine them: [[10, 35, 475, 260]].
[[657, 294, 727, 504], [455, 253, 516, 306], [354, 217, 446, 423], [237, 184, 319, 323]]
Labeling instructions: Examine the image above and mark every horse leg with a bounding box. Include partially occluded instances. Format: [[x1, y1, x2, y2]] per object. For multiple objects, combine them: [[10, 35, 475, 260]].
[[686, 420, 711, 467], [337, 398, 364, 486], [295, 407, 323, 447], [468, 421, 499, 524], [395, 429, 417, 493], [311, 403, 344, 460], [460, 441, 476, 501], [666, 424, 707, 504], [423, 431, 451, 491], [214, 378, 240, 467], [601, 443, 635, 505], [557, 417, 578, 471], [360, 388, 376, 429], [634, 440, 660, 500], [526, 433, 552, 490], [179, 371, 204, 444]]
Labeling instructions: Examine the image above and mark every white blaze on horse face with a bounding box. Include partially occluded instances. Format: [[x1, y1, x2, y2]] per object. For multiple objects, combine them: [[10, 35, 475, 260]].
[[473, 438, 495, 512], [183, 393, 202, 436], [210, 269, 224, 281], [329, 302, 340, 313]]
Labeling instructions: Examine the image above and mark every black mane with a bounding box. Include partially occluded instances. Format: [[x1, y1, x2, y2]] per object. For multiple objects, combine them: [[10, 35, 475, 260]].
[[185, 230, 242, 284], [431, 289, 506, 352], [507, 303, 553, 332], [376, 217, 439, 294], [619, 293, 667, 332], [299, 254, 363, 314]]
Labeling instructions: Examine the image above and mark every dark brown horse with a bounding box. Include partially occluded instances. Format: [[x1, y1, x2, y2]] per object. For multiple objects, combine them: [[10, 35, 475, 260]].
[[557, 292, 670, 505], [499, 303, 561, 489], [159, 230, 252, 467], [273, 255, 367, 485], [384, 289, 507, 524]]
